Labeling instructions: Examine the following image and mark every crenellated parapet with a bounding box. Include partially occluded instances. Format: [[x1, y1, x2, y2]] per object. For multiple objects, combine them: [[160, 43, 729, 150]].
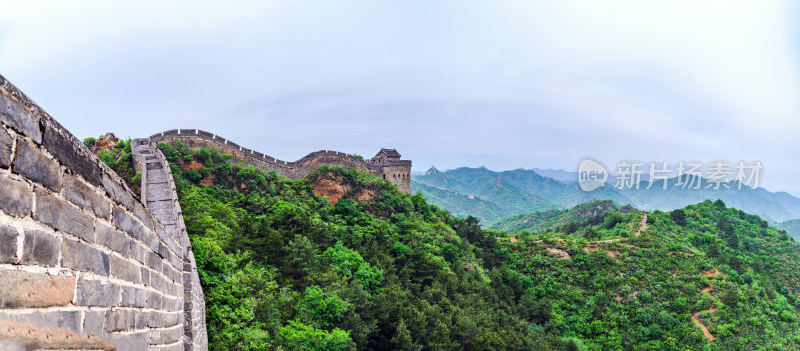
[[145, 129, 412, 193]]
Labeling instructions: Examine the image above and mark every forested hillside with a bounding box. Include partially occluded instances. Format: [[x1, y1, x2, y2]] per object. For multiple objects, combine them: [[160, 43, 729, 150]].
[[775, 219, 800, 242], [155, 141, 578, 350], [410, 179, 508, 223], [100, 140, 800, 350], [490, 200, 619, 233]]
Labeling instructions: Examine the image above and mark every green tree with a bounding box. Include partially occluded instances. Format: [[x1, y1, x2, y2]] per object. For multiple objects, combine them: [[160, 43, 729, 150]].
[[296, 286, 348, 329], [670, 209, 686, 227], [278, 320, 351, 351]]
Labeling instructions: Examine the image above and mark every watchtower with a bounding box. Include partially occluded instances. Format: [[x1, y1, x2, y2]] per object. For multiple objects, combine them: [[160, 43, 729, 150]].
[[370, 148, 412, 193]]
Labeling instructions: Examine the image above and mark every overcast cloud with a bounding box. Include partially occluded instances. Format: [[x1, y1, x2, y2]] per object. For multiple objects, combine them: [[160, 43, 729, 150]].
[[1, 0, 798, 194]]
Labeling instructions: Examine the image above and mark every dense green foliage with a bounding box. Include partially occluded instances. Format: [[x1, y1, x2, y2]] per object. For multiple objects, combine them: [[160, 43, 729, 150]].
[[159, 141, 578, 350], [501, 200, 800, 350], [153, 141, 800, 350], [490, 200, 619, 233], [87, 136, 141, 195]]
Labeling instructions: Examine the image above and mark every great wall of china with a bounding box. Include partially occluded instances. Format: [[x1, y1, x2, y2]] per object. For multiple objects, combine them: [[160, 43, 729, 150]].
[[0, 73, 411, 350], [141, 129, 412, 194]]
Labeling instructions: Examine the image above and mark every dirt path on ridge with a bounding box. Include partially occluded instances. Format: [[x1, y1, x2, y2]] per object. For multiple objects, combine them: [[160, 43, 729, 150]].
[[589, 214, 647, 244], [634, 214, 647, 236], [691, 267, 720, 341]]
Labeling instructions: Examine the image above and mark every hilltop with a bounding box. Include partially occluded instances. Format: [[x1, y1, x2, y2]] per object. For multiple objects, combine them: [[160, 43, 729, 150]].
[[490, 200, 619, 233]]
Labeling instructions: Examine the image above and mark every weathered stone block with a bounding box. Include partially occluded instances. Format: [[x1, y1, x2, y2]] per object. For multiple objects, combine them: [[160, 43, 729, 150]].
[[0, 91, 41, 144], [172, 249, 184, 269], [135, 310, 147, 330], [131, 242, 147, 265], [43, 123, 101, 186], [104, 332, 149, 351], [61, 239, 109, 276], [110, 255, 139, 283], [0, 126, 12, 167], [140, 266, 150, 286], [103, 308, 139, 332], [34, 189, 93, 241], [150, 271, 166, 293], [120, 285, 146, 308], [0, 318, 116, 351], [0, 310, 82, 335], [13, 138, 61, 191], [146, 290, 162, 309], [0, 174, 32, 217], [158, 241, 169, 259], [146, 311, 165, 328], [102, 174, 134, 211], [112, 206, 155, 251], [132, 201, 154, 229], [20, 229, 60, 267], [163, 264, 180, 284], [147, 250, 163, 272], [164, 311, 180, 327], [0, 224, 19, 263], [0, 270, 75, 308], [95, 221, 130, 256], [139, 229, 160, 253], [62, 173, 109, 218], [82, 310, 104, 336], [150, 325, 183, 344], [74, 278, 121, 306]]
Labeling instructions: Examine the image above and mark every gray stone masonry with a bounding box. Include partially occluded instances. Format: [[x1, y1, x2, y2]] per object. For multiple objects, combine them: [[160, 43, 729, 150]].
[[0, 73, 207, 350]]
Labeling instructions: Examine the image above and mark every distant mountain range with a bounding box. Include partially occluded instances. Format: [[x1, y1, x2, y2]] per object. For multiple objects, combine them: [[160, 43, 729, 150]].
[[413, 166, 800, 225]]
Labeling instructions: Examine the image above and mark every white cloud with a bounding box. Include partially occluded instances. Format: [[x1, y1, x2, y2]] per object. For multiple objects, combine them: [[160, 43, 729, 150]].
[[0, 0, 797, 191]]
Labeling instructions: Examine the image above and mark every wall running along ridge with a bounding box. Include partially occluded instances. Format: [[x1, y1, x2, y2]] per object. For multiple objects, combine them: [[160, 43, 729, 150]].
[[0, 74, 207, 350], [148, 129, 413, 193], [0, 71, 409, 349]]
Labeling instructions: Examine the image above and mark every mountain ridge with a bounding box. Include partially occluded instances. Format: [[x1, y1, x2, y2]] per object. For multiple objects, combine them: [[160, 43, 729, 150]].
[[414, 166, 800, 224]]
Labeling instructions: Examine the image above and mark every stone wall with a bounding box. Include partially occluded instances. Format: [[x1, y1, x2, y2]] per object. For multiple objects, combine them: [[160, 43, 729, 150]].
[[147, 129, 413, 193], [131, 139, 207, 350], [0, 74, 207, 350]]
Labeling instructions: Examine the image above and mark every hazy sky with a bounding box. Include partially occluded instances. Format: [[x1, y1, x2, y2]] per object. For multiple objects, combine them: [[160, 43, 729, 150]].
[[1, 1, 799, 194]]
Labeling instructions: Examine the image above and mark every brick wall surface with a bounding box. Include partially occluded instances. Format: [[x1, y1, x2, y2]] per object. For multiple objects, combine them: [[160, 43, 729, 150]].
[[0, 74, 207, 351]]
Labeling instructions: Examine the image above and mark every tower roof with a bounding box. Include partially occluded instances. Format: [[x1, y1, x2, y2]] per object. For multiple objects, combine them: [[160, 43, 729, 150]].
[[374, 148, 401, 159]]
